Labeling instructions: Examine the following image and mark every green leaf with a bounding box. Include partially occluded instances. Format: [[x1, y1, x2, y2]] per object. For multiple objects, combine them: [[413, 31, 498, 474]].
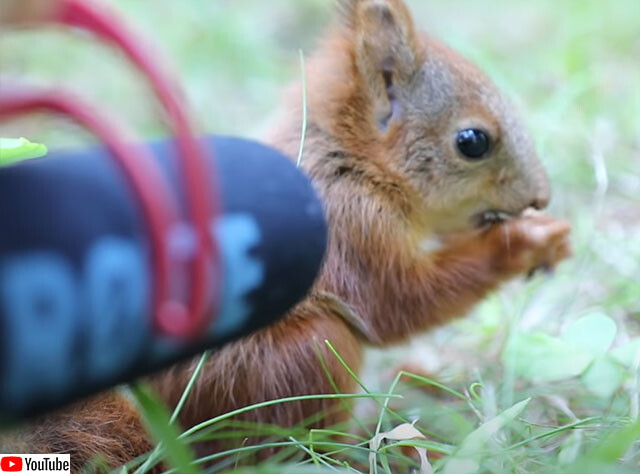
[[562, 313, 617, 358], [443, 398, 531, 474], [129, 383, 199, 474], [505, 314, 619, 384], [558, 430, 583, 465], [0, 137, 48, 166], [591, 418, 640, 462], [610, 339, 640, 368], [505, 332, 593, 382], [581, 356, 626, 398]]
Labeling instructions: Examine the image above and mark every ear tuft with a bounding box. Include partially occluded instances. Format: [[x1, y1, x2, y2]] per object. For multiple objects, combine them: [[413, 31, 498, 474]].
[[336, 0, 358, 25], [337, 0, 413, 36], [363, 1, 395, 26], [340, 0, 422, 85], [341, 0, 422, 129]]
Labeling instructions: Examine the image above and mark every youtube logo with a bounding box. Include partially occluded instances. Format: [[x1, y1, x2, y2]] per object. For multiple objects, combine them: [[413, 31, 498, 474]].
[[0, 456, 22, 472], [0, 454, 70, 472]]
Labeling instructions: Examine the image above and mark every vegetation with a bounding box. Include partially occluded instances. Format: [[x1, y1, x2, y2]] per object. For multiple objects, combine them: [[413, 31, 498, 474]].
[[1, 0, 638, 472]]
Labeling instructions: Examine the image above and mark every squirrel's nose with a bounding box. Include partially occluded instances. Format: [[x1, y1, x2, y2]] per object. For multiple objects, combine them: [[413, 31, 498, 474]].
[[530, 194, 549, 210], [528, 164, 551, 210]]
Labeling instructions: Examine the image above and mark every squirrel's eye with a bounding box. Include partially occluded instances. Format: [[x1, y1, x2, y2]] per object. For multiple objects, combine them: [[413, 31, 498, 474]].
[[456, 129, 490, 159]]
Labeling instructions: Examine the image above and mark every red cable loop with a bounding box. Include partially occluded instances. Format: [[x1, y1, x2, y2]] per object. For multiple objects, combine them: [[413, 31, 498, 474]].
[[48, 0, 220, 337], [0, 89, 180, 337]]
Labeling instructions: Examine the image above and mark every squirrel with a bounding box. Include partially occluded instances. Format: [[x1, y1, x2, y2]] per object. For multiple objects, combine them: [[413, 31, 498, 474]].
[[4, 0, 571, 469]]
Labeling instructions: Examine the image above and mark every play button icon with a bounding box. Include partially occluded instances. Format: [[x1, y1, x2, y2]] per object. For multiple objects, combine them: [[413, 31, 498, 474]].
[[0, 456, 22, 472]]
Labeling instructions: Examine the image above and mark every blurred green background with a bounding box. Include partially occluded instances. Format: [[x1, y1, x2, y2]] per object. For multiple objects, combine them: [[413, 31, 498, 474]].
[[1, 0, 639, 472]]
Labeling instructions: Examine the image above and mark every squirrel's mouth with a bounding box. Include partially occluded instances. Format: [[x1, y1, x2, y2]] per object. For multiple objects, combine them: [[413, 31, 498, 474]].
[[472, 209, 513, 228]]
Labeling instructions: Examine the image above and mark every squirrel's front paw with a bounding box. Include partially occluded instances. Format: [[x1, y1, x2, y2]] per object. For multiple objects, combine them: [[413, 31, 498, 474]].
[[488, 213, 572, 277]]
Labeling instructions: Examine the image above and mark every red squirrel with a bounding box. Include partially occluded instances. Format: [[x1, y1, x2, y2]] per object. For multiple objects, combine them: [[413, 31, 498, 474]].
[[5, 0, 571, 469]]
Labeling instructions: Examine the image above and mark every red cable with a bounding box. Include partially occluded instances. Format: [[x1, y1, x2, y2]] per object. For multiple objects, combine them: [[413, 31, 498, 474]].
[[49, 0, 220, 337], [0, 89, 180, 337]]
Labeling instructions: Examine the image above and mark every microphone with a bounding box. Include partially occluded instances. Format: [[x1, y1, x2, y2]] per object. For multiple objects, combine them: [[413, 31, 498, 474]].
[[0, 135, 327, 422]]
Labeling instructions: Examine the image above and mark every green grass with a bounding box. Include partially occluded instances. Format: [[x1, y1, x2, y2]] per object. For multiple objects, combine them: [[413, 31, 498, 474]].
[[1, 0, 639, 472]]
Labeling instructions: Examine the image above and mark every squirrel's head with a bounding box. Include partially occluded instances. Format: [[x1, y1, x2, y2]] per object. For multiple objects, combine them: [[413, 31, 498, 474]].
[[313, 0, 550, 235]]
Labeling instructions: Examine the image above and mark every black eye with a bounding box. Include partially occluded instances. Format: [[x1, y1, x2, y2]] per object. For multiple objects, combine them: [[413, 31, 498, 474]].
[[456, 128, 491, 159]]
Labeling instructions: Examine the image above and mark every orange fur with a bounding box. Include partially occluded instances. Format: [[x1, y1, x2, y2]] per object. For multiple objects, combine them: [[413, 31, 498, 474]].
[[6, 0, 571, 470], [1, 392, 152, 471]]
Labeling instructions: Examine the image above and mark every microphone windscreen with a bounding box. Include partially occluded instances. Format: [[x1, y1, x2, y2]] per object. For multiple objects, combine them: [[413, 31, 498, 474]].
[[0, 135, 326, 422]]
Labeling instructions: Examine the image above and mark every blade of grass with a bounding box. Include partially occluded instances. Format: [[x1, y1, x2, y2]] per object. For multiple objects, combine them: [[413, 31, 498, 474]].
[[296, 49, 308, 168], [315, 340, 371, 437], [129, 383, 199, 474], [290, 436, 338, 471], [505, 416, 602, 451], [133, 352, 210, 473], [590, 417, 640, 462], [180, 393, 402, 441], [164, 440, 393, 473], [171, 351, 210, 423]]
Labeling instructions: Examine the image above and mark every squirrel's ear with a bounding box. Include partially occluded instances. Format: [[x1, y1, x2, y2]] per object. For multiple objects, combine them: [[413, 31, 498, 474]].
[[342, 0, 422, 128]]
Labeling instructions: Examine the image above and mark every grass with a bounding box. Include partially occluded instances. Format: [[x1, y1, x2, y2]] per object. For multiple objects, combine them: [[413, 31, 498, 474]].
[[1, 0, 639, 472]]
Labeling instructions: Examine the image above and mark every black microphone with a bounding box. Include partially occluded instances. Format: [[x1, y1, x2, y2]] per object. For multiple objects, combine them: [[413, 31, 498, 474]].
[[0, 135, 327, 422]]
